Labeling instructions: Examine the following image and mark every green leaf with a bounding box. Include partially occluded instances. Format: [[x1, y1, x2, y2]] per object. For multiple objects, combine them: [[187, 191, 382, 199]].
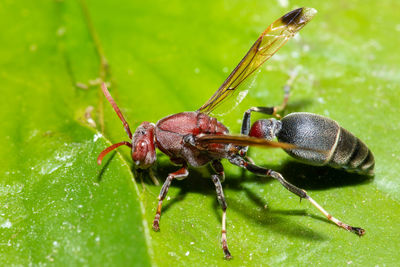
[[1, 0, 399, 266]]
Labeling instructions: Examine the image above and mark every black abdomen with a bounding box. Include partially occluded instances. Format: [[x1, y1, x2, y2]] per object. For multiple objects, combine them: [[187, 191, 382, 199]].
[[276, 113, 374, 175]]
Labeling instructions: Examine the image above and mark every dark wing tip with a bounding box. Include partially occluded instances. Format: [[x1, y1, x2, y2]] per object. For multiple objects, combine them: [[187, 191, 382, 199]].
[[281, 8, 303, 25], [281, 7, 317, 27]]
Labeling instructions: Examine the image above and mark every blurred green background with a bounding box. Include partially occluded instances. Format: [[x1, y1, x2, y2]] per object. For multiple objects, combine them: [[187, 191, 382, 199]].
[[1, 0, 399, 266]]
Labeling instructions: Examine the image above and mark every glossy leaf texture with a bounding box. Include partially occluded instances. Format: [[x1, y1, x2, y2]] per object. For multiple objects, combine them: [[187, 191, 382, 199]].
[[1, 0, 399, 266]]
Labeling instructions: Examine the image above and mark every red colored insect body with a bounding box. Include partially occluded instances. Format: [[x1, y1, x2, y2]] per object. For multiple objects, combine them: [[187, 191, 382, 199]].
[[155, 112, 229, 166], [98, 8, 366, 259]]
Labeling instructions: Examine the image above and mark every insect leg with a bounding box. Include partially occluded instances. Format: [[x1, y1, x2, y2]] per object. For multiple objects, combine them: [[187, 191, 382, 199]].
[[149, 168, 160, 186], [241, 69, 298, 135], [272, 68, 298, 116], [229, 157, 365, 236], [152, 166, 188, 231], [241, 106, 274, 135], [211, 160, 232, 259]]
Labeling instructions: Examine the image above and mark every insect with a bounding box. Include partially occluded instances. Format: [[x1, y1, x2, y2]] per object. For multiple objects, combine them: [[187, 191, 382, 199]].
[[97, 7, 371, 259]]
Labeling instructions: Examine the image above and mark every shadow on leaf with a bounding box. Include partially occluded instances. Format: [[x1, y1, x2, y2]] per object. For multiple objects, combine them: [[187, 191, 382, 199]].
[[96, 152, 116, 182], [276, 160, 373, 190], [125, 151, 372, 242]]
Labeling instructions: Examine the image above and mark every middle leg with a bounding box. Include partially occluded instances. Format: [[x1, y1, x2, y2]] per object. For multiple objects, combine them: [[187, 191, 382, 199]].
[[211, 160, 232, 259]]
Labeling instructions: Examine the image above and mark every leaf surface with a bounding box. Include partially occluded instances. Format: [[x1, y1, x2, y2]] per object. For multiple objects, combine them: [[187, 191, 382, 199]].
[[1, 0, 399, 266]]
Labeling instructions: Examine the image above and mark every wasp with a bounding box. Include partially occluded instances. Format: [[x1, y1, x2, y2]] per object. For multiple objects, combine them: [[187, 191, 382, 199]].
[[98, 7, 373, 259]]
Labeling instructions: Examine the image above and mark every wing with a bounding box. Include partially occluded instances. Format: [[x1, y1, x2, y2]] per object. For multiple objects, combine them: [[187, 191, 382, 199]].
[[198, 7, 317, 114], [197, 134, 326, 153], [197, 134, 296, 149]]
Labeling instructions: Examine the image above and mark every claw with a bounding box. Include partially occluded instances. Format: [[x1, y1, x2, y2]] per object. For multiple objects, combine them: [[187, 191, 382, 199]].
[[224, 249, 232, 260], [153, 214, 161, 232], [152, 222, 160, 232], [351, 227, 365, 237]]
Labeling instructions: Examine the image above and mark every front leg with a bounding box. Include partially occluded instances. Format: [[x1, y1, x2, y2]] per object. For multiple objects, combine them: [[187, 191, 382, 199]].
[[153, 166, 188, 231], [229, 156, 365, 236]]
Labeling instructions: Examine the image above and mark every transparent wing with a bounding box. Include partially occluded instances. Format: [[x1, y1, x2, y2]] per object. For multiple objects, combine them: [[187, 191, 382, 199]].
[[197, 134, 325, 153], [197, 134, 296, 149], [198, 7, 317, 114]]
